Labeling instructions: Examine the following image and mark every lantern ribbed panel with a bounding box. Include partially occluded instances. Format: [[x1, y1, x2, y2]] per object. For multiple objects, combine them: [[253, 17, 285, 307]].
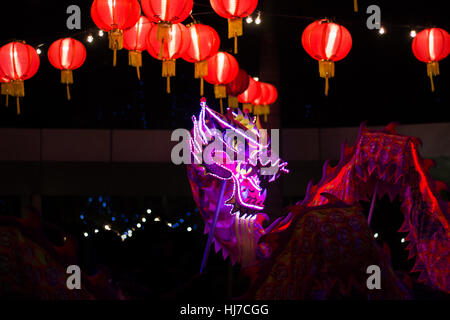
[[182, 24, 220, 63], [203, 52, 239, 85], [226, 69, 250, 96], [238, 77, 261, 104], [48, 38, 86, 70], [124, 16, 153, 52], [253, 82, 271, 105], [141, 0, 193, 23], [210, 0, 258, 19], [412, 28, 449, 63], [302, 20, 352, 61], [0, 42, 40, 81], [91, 0, 141, 31]]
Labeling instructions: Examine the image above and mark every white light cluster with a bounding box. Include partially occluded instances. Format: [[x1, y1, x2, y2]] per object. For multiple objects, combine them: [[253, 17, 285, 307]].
[[82, 207, 197, 240], [246, 11, 262, 25]]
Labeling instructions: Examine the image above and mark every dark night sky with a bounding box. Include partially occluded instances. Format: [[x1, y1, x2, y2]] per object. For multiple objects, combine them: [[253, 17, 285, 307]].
[[0, 0, 448, 129]]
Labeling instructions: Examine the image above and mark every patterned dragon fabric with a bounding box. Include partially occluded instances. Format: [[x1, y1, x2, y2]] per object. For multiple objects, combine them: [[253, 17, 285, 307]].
[[187, 101, 449, 299], [0, 208, 122, 299]]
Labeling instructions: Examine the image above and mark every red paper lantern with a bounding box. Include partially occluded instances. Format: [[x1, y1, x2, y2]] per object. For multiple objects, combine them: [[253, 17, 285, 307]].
[[182, 23, 220, 96], [412, 28, 450, 92], [147, 23, 190, 93], [238, 76, 261, 114], [124, 16, 153, 79], [0, 42, 40, 114], [253, 82, 277, 122], [302, 19, 352, 95], [226, 69, 249, 109], [210, 0, 258, 53], [204, 52, 239, 113], [91, 0, 141, 66], [253, 82, 270, 120], [48, 38, 87, 101]]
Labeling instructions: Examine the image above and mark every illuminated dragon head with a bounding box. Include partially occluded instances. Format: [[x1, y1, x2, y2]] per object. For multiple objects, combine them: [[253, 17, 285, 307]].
[[187, 99, 288, 266]]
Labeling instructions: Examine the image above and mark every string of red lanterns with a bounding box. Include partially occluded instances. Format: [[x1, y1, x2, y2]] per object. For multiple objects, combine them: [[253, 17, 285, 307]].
[[0, 0, 448, 118]]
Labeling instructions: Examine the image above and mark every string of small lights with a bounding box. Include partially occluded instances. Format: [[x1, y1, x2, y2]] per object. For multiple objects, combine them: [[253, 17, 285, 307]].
[[80, 196, 200, 241]]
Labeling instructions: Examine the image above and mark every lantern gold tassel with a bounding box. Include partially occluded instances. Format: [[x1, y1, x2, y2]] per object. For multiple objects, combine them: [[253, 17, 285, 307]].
[[228, 96, 239, 109], [61, 70, 73, 101], [157, 23, 171, 60], [319, 60, 335, 96], [263, 105, 270, 122], [253, 105, 264, 120], [228, 18, 243, 54], [129, 51, 143, 80], [17, 97, 20, 115], [162, 59, 176, 94], [11, 80, 24, 115], [354, 0, 358, 12], [427, 61, 439, 92], [195, 61, 208, 96], [1, 83, 10, 107], [243, 103, 253, 114], [214, 85, 227, 114], [109, 29, 124, 67]]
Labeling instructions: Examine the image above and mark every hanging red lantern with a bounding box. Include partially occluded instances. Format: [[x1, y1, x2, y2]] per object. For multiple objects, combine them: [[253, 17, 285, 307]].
[[48, 38, 87, 101], [91, 0, 141, 67], [253, 82, 278, 122], [412, 28, 449, 92], [210, 0, 258, 54], [253, 81, 271, 121], [141, 0, 193, 63], [124, 16, 153, 80], [226, 69, 249, 110], [204, 52, 239, 114], [262, 83, 278, 122], [182, 23, 221, 96], [147, 23, 190, 93], [302, 19, 352, 96], [0, 42, 40, 115], [238, 76, 261, 114]]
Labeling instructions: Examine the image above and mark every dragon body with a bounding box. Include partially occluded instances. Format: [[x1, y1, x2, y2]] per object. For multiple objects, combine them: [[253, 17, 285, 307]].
[[187, 102, 449, 299]]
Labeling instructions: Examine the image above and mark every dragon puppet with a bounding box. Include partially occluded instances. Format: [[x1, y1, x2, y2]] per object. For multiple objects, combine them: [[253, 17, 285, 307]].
[[186, 99, 449, 299]]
